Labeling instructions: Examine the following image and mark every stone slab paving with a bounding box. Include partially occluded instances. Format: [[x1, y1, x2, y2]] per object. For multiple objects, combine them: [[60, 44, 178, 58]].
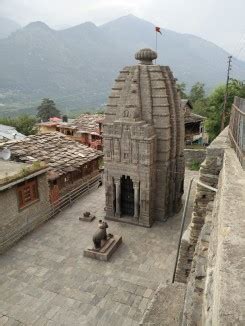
[[0, 170, 198, 326]]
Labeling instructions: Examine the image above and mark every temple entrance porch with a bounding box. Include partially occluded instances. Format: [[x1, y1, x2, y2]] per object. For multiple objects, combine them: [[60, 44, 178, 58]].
[[120, 176, 134, 217], [113, 175, 140, 222]]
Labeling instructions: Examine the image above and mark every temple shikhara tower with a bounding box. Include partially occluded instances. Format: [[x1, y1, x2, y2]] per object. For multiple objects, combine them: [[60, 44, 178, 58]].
[[103, 48, 185, 227]]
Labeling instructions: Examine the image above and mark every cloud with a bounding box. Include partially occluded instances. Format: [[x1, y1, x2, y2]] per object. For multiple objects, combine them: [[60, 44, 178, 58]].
[[0, 0, 143, 26], [1, 0, 245, 59]]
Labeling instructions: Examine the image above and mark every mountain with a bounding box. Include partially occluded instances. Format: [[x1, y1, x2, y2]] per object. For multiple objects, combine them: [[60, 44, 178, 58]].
[[101, 15, 245, 88], [0, 14, 245, 116], [0, 17, 21, 39]]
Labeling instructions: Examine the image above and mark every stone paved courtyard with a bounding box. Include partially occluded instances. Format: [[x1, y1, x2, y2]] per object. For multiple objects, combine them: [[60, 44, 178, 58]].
[[0, 170, 198, 326]]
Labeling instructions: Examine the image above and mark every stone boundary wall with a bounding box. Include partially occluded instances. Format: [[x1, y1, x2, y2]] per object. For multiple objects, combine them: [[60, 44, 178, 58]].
[[202, 147, 245, 325], [134, 128, 244, 325], [182, 144, 245, 325], [184, 148, 206, 167], [176, 129, 229, 283]]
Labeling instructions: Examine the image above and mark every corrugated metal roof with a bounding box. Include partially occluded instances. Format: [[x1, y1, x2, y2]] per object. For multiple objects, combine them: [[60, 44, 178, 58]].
[[0, 124, 25, 141]]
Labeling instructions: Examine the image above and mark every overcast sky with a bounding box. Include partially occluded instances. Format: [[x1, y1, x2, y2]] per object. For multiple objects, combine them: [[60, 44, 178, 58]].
[[1, 0, 245, 59]]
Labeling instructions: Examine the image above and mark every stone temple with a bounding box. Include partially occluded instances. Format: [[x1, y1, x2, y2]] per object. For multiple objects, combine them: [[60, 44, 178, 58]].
[[103, 48, 185, 227]]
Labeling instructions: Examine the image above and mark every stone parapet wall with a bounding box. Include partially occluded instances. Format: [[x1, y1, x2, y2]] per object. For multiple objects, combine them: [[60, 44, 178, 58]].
[[184, 148, 206, 167], [0, 173, 50, 253], [182, 145, 245, 325], [201, 147, 245, 325], [175, 128, 229, 283], [176, 127, 245, 325]]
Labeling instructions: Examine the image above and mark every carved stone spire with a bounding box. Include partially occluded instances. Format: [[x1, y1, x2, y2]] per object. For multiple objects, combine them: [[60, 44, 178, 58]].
[[104, 47, 185, 227], [135, 48, 157, 65]]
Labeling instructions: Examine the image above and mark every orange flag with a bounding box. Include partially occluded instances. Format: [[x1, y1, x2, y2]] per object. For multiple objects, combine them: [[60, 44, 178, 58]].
[[155, 26, 162, 35]]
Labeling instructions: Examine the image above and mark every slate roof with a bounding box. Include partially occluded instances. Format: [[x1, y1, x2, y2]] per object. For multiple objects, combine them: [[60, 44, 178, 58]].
[[73, 114, 105, 133], [185, 113, 205, 124], [0, 133, 103, 178], [181, 99, 193, 110]]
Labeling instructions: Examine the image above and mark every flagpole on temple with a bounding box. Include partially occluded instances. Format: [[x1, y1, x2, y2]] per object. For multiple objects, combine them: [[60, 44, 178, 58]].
[[155, 26, 162, 64], [155, 29, 157, 64]]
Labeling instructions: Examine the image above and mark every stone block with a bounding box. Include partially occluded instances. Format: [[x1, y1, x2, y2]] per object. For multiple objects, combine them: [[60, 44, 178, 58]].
[[83, 235, 122, 261]]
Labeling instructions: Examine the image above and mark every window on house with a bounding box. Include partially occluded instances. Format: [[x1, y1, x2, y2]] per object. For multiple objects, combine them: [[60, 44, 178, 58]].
[[17, 178, 39, 209]]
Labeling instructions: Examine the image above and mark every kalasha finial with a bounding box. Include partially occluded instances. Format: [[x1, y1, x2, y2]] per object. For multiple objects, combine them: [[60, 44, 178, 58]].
[[135, 48, 157, 65]]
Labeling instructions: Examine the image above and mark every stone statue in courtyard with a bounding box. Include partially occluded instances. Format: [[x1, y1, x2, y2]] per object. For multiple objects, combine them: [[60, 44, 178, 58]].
[[84, 219, 122, 261], [92, 220, 109, 249]]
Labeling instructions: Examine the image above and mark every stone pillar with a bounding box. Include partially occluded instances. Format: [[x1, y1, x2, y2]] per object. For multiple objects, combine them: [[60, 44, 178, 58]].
[[115, 178, 121, 217], [133, 181, 139, 218]]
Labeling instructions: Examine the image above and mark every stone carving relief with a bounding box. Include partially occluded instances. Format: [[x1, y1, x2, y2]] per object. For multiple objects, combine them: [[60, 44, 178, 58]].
[[132, 141, 138, 164], [121, 127, 131, 163], [113, 138, 121, 162], [104, 139, 112, 160], [123, 110, 129, 117]]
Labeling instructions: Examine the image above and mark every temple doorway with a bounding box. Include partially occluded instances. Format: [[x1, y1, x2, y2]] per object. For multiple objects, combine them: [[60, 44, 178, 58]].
[[120, 176, 134, 216]]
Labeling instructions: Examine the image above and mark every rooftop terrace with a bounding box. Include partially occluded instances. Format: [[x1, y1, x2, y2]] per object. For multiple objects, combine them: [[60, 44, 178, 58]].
[[0, 161, 27, 182]]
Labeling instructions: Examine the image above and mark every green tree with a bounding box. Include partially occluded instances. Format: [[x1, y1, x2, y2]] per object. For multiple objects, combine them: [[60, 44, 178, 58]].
[[0, 115, 37, 136], [177, 82, 188, 99], [189, 82, 205, 103], [192, 98, 208, 117], [15, 115, 37, 135], [37, 98, 60, 122], [188, 82, 207, 117], [205, 79, 245, 140]]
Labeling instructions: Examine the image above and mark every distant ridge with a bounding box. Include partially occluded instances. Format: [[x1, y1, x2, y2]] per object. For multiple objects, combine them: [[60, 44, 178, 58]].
[[24, 21, 52, 30], [0, 14, 245, 115], [0, 17, 21, 39]]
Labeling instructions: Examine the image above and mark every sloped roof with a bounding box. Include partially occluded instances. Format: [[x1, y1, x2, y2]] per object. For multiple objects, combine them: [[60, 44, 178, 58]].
[[73, 114, 105, 133], [0, 124, 25, 141], [37, 121, 77, 129], [0, 133, 103, 178], [185, 112, 205, 124], [181, 99, 193, 110]]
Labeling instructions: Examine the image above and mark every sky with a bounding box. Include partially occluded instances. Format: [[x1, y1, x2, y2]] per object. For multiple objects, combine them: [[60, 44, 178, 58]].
[[1, 0, 245, 59]]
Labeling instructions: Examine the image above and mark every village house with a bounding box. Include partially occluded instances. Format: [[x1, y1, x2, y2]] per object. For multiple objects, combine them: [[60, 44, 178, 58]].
[[0, 133, 103, 203], [36, 114, 104, 150], [72, 113, 104, 150], [36, 116, 76, 135], [181, 99, 208, 145], [0, 160, 49, 253]]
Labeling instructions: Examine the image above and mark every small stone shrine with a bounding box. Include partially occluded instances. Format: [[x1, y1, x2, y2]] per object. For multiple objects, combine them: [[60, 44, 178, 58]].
[[79, 211, 95, 222], [103, 48, 185, 227]]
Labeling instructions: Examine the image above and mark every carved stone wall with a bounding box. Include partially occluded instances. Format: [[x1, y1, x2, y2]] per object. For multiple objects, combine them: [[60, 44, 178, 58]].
[[103, 48, 185, 227]]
